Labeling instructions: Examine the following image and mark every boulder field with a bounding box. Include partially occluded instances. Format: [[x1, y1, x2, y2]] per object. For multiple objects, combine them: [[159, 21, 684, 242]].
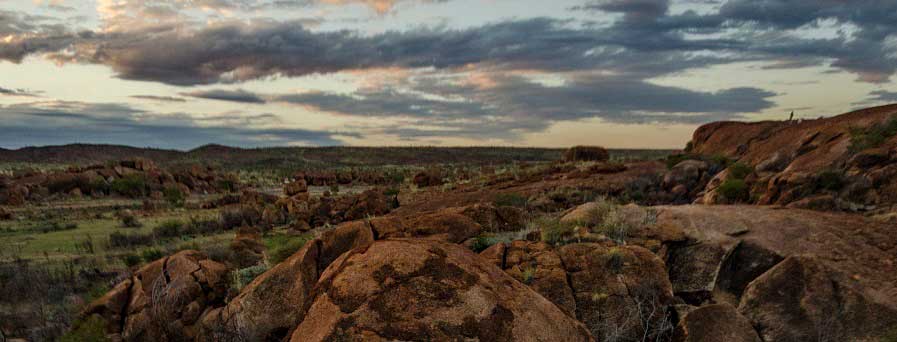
[[77, 105, 897, 341], [81, 202, 897, 341]]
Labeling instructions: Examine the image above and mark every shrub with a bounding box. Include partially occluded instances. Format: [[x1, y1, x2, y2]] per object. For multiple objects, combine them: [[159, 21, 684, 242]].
[[816, 170, 846, 191], [665, 153, 695, 169], [576, 198, 617, 227], [493, 192, 528, 208], [728, 162, 753, 180], [709, 154, 732, 168], [849, 117, 897, 153], [220, 206, 261, 231], [265, 234, 313, 265], [163, 186, 185, 207], [718, 179, 750, 203], [521, 267, 536, 284], [120, 253, 142, 268], [596, 210, 630, 244], [538, 217, 575, 246], [59, 315, 110, 342], [469, 234, 500, 253], [232, 265, 268, 290], [111, 174, 147, 198], [153, 219, 184, 239], [606, 248, 625, 273], [108, 231, 154, 248], [141, 248, 165, 262], [117, 210, 142, 228]]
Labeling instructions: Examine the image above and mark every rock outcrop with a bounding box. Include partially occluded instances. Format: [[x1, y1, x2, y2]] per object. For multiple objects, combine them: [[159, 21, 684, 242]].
[[291, 239, 594, 341], [673, 303, 761, 342], [688, 104, 897, 210], [739, 255, 897, 342], [201, 220, 375, 341], [83, 251, 229, 341], [0, 159, 239, 205]]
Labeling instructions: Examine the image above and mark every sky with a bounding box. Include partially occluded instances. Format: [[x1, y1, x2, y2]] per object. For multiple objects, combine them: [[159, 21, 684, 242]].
[[1, 0, 897, 150]]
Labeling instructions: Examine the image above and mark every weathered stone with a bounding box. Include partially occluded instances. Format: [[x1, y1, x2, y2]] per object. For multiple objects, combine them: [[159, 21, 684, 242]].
[[673, 303, 761, 342], [739, 255, 897, 342], [291, 239, 594, 341]]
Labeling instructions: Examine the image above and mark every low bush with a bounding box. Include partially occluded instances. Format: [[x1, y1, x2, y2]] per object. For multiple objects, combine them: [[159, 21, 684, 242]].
[[141, 248, 165, 262], [718, 179, 750, 203], [493, 192, 528, 208], [120, 253, 142, 268], [220, 206, 261, 231], [58, 315, 110, 342], [815, 170, 846, 191], [163, 186, 185, 207], [117, 210, 142, 228], [728, 162, 753, 180], [595, 210, 630, 243], [32, 221, 78, 234], [606, 248, 625, 274], [265, 234, 313, 265], [108, 231, 154, 248], [110, 174, 147, 198], [153, 219, 184, 239], [849, 117, 897, 153], [469, 234, 500, 253], [538, 217, 575, 246], [232, 265, 268, 290], [521, 267, 536, 285]]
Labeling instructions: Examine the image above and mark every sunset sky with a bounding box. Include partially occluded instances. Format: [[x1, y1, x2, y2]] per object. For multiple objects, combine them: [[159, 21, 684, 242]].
[[2, 0, 897, 149]]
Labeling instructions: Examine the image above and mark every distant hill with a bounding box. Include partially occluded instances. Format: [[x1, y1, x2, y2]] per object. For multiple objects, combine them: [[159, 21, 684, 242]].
[[0, 144, 675, 172]]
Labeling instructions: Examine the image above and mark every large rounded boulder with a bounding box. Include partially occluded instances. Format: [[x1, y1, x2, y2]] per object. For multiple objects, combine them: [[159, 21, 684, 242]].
[[291, 239, 594, 341], [564, 145, 609, 162]]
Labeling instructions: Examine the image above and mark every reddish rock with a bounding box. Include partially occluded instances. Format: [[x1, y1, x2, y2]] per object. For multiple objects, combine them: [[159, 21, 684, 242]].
[[739, 255, 897, 342], [673, 303, 761, 342], [371, 211, 482, 243], [201, 221, 375, 341], [284, 179, 308, 197], [559, 243, 675, 341], [83, 251, 229, 341], [291, 239, 594, 341], [481, 241, 577, 317], [412, 170, 443, 188]]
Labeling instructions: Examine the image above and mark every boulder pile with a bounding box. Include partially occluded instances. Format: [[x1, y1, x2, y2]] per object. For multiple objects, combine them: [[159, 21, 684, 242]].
[[0, 159, 239, 206]]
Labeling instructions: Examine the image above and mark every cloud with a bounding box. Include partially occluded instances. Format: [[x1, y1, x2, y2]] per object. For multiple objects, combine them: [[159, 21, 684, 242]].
[[260, 72, 776, 140], [0, 100, 352, 149], [181, 89, 266, 103], [4, 0, 896, 84], [0, 86, 41, 97], [853, 90, 897, 106], [130, 95, 187, 102]]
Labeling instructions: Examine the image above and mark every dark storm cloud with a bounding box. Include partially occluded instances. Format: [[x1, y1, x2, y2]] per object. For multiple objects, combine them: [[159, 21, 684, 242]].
[[182, 89, 266, 103], [0, 101, 351, 149]]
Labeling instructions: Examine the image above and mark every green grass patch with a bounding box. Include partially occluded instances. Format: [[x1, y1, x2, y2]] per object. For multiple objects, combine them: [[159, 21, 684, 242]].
[[493, 192, 528, 208], [264, 233, 314, 265], [59, 315, 110, 342], [538, 217, 575, 246]]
